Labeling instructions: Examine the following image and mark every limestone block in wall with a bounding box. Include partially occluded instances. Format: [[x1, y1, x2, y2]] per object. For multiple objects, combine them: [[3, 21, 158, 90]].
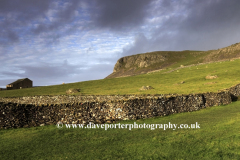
[[203, 92, 232, 107]]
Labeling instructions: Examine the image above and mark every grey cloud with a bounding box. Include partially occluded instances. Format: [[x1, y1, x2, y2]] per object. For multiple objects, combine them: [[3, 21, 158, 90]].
[[122, 33, 149, 56], [0, 0, 51, 15], [92, 0, 153, 31], [0, 0, 153, 45], [183, 0, 240, 32], [121, 0, 240, 57], [1, 60, 83, 79], [0, 30, 19, 44], [0, 0, 87, 45], [20, 61, 83, 79], [0, 71, 22, 78], [56, 0, 82, 22], [0, 0, 53, 45], [160, 0, 240, 50], [33, 0, 83, 34], [79, 63, 114, 80]]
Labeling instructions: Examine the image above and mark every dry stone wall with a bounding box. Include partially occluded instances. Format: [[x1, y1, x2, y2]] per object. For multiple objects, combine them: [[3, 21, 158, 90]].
[[1, 84, 240, 129]]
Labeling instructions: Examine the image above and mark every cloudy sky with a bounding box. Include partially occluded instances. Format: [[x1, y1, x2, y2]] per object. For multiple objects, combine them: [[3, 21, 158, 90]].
[[1, 0, 240, 88]]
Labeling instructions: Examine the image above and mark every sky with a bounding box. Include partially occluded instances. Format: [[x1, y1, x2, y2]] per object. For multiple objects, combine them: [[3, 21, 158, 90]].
[[1, 0, 240, 88]]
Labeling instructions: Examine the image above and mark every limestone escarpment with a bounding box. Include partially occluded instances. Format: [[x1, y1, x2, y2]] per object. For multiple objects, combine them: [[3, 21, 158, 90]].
[[106, 42, 240, 79], [203, 42, 240, 62], [113, 53, 166, 72], [106, 51, 191, 79]]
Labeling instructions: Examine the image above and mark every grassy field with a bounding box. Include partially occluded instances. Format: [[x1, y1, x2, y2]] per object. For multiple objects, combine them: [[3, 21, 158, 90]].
[[0, 58, 240, 97], [1, 101, 240, 159], [1, 54, 240, 159]]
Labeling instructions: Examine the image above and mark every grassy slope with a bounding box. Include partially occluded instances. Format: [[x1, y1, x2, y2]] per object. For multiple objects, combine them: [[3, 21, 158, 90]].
[[1, 51, 240, 159], [148, 50, 208, 69], [1, 101, 240, 159], [108, 50, 208, 78], [0, 58, 240, 97]]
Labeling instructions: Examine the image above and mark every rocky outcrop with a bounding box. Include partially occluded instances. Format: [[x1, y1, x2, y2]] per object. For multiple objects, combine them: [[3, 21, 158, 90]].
[[66, 88, 80, 94], [205, 75, 218, 80], [113, 53, 166, 73], [106, 42, 240, 79], [204, 42, 240, 62], [139, 86, 154, 90], [106, 51, 189, 79]]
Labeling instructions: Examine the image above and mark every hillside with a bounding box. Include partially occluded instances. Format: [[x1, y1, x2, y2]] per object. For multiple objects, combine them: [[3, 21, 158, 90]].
[[0, 57, 240, 97], [106, 42, 240, 79], [1, 42, 240, 98]]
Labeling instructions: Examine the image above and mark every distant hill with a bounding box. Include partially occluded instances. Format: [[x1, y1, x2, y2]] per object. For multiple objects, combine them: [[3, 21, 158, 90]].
[[106, 42, 240, 79]]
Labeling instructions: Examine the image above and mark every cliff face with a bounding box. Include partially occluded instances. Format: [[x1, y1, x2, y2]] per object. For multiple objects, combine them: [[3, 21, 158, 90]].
[[113, 53, 166, 72], [106, 50, 201, 79], [106, 42, 240, 79], [203, 42, 240, 62]]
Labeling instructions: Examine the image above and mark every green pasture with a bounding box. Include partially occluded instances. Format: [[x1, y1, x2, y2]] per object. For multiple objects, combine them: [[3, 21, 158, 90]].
[[1, 54, 240, 159], [0, 58, 240, 97], [1, 101, 240, 159]]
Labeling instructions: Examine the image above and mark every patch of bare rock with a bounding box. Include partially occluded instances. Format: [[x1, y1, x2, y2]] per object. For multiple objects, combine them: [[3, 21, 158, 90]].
[[66, 88, 80, 94], [205, 75, 218, 80], [140, 86, 154, 90]]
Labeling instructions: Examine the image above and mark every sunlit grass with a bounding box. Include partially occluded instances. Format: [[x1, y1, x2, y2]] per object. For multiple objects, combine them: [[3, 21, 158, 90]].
[[1, 58, 240, 159], [0, 59, 239, 97], [1, 101, 240, 159]]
